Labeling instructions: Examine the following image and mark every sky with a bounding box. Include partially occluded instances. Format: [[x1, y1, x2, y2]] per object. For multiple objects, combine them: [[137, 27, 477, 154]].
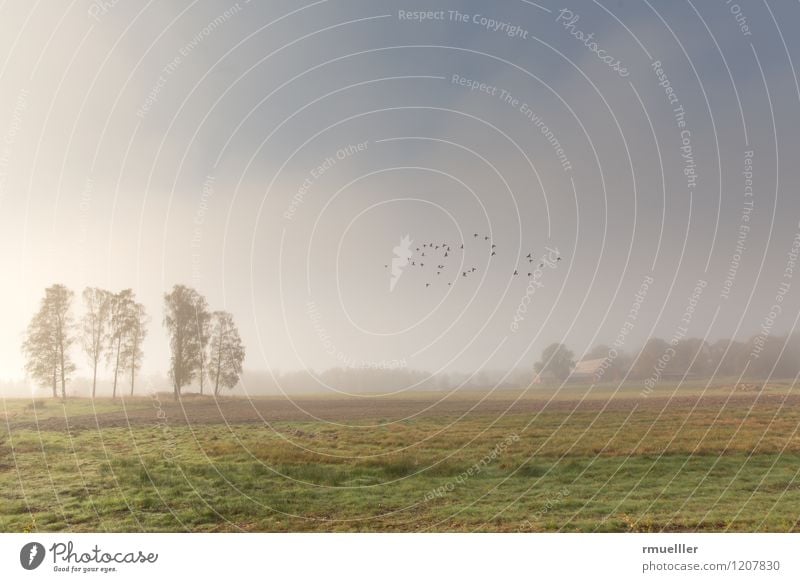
[[1, 0, 800, 386]]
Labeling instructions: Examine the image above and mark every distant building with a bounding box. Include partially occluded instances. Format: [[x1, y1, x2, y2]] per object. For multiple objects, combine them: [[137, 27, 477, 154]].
[[569, 358, 607, 383]]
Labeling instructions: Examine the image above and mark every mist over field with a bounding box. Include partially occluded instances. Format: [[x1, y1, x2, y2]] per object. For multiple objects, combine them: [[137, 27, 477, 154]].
[[3, 0, 800, 538], [2, 1, 800, 392]]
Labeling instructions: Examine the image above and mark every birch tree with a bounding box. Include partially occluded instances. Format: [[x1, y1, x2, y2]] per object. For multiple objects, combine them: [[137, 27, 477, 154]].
[[22, 284, 75, 398]]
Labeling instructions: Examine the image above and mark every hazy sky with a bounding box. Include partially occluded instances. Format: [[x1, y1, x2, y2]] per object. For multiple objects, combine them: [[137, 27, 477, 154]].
[[1, 0, 800, 383]]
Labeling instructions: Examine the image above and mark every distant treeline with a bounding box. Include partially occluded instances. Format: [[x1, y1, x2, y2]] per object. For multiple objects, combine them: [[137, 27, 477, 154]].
[[21, 284, 244, 400], [16, 284, 796, 399], [534, 335, 800, 385]]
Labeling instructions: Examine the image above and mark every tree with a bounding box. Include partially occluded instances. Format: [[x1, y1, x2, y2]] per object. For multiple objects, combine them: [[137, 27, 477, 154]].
[[673, 338, 713, 377], [122, 302, 148, 396], [107, 289, 135, 398], [629, 338, 670, 380], [209, 311, 245, 396], [535, 343, 575, 381], [22, 284, 75, 398], [164, 285, 207, 400], [709, 338, 748, 378], [81, 287, 112, 398]]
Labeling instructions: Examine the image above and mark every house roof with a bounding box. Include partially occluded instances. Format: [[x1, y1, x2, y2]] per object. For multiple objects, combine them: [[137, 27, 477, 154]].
[[572, 358, 606, 375]]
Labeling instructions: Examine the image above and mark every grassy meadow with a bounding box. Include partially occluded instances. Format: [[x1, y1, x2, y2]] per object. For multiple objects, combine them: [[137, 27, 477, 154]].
[[2, 381, 800, 532]]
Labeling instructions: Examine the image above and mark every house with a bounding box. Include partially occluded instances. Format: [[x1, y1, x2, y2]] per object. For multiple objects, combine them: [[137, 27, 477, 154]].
[[569, 358, 607, 383]]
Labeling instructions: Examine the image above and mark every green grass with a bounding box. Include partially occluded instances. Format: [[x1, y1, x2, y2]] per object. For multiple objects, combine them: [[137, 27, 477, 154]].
[[2, 384, 800, 532]]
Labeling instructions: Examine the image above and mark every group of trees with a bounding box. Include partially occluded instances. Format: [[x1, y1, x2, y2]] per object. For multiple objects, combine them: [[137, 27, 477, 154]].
[[81, 287, 148, 398], [163, 285, 245, 400], [22, 283, 245, 399], [534, 334, 800, 383]]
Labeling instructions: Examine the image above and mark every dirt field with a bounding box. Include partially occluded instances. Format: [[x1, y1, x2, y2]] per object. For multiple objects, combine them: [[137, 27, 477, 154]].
[[4, 386, 798, 432]]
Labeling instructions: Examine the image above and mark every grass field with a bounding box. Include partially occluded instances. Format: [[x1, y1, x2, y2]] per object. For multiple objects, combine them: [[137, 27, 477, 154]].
[[2, 381, 800, 532]]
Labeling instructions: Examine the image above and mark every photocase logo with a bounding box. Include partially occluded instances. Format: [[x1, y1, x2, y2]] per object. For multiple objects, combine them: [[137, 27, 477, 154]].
[[20, 542, 45, 570], [390, 234, 414, 292]]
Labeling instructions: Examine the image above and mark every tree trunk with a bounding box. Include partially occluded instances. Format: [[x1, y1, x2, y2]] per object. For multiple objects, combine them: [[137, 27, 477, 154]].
[[214, 343, 222, 396], [59, 344, 66, 400], [92, 359, 98, 399], [52, 364, 57, 398], [130, 358, 135, 396], [112, 336, 121, 398]]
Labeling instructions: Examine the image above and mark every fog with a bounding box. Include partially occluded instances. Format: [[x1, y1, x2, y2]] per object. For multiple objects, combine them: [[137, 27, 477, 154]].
[[2, 1, 800, 391]]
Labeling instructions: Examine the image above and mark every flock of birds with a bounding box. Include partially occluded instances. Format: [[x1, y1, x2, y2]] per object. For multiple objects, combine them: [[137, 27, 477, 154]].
[[384, 233, 562, 289]]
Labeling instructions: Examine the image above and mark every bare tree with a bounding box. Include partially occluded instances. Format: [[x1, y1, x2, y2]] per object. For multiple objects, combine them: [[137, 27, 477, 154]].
[[209, 311, 245, 396], [81, 287, 112, 398], [122, 302, 148, 396], [164, 285, 206, 400], [22, 284, 75, 398], [107, 289, 135, 398]]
